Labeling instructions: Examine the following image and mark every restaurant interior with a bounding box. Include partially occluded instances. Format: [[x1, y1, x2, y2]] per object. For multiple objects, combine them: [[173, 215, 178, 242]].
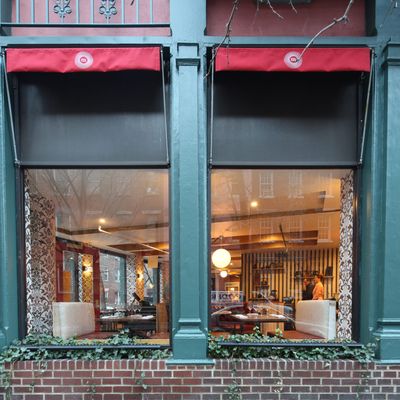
[[25, 167, 353, 343]]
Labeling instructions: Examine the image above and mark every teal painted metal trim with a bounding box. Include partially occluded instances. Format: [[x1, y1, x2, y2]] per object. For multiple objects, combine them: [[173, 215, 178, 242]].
[[371, 42, 400, 361], [166, 359, 214, 365], [203, 36, 378, 47], [168, 0, 209, 364], [0, 50, 19, 346], [358, 44, 385, 348], [0, 36, 173, 46], [0, 35, 377, 48]]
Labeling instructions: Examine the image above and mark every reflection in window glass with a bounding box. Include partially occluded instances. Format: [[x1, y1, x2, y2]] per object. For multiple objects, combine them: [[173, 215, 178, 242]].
[[100, 253, 126, 310], [25, 169, 170, 344], [210, 169, 354, 341]]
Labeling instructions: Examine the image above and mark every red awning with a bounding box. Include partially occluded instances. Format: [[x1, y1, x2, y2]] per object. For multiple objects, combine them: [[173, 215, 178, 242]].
[[215, 47, 371, 73], [6, 47, 161, 73]]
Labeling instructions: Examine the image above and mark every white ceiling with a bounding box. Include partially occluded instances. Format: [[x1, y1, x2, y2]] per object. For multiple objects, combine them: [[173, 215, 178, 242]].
[[27, 168, 350, 264]]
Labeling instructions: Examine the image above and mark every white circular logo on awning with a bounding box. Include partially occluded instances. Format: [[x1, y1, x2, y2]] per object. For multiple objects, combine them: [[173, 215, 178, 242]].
[[284, 51, 302, 69], [74, 51, 94, 69]]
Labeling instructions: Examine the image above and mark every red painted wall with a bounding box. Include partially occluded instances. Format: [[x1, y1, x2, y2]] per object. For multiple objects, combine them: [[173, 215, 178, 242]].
[[10, 0, 170, 36], [207, 0, 366, 37]]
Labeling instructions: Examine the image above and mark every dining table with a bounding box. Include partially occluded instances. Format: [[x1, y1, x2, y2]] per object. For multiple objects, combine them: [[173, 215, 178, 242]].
[[231, 313, 289, 334], [98, 314, 156, 337]]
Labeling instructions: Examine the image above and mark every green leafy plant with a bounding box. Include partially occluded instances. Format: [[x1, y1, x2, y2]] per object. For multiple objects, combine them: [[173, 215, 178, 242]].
[[0, 331, 171, 364], [208, 330, 376, 362]]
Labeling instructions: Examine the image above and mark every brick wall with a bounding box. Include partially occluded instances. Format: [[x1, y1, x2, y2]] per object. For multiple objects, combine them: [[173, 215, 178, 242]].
[[1, 359, 399, 399]]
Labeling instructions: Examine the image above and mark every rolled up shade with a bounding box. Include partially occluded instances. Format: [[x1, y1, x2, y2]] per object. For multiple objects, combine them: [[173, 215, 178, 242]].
[[6, 47, 161, 73], [215, 47, 371, 73]]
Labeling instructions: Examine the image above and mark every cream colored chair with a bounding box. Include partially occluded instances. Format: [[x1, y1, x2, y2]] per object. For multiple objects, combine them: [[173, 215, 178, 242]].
[[295, 300, 336, 339], [52, 302, 95, 339]]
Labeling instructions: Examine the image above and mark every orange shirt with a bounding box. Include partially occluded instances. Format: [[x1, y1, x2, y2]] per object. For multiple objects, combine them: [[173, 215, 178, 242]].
[[312, 281, 324, 300]]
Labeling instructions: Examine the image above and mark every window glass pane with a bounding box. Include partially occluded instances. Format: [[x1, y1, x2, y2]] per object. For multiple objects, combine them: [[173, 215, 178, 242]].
[[100, 252, 126, 310], [210, 169, 354, 341], [25, 169, 170, 344]]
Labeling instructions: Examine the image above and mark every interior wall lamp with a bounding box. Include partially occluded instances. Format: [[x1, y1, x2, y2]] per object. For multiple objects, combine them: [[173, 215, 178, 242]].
[[82, 254, 93, 273]]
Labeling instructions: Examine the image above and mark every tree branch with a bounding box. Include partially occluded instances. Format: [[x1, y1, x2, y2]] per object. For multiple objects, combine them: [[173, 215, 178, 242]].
[[266, 0, 284, 19], [297, 0, 355, 61], [206, 0, 240, 77]]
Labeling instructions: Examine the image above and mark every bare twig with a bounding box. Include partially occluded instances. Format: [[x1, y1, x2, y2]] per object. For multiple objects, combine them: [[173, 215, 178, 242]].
[[206, 0, 240, 77], [297, 0, 355, 61], [289, 0, 298, 14], [379, 0, 398, 28], [266, 0, 284, 19]]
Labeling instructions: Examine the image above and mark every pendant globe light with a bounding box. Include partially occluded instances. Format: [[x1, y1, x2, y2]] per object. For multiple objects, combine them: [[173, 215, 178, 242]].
[[220, 270, 228, 278], [212, 248, 231, 268], [212, 232, 231, 270]]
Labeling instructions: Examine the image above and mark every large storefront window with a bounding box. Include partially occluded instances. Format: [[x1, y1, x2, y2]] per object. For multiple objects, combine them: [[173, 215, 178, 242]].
[[25, 169, 170, 343], [210, 169, 354, 341]]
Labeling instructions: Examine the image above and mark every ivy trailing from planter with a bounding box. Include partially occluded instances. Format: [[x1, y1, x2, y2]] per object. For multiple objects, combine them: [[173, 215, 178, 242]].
[[208, 329, 376, 362], [0, 331, 171, 364]]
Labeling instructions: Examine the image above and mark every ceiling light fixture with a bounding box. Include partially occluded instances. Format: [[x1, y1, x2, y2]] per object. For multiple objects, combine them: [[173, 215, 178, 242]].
[[212, 235, 231, 269], [220, 270, 228, 278], [212, 248, 231, 269], [250, 201, 258, 208]]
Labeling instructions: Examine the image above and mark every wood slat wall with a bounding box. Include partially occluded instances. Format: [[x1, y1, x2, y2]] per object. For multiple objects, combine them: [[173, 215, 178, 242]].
[[241, 248, 339, 303]]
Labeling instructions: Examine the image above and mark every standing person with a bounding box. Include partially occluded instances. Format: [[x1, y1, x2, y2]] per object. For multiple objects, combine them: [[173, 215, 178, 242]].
[[302, 278, 314, 300], [312, 274, 324, 300]]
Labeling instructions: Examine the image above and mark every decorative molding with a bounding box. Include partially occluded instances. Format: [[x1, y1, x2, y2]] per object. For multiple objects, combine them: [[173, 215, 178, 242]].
[[337, 170, 354, 340], [25, 173, 56, 335], [126, 255, 137, 306]]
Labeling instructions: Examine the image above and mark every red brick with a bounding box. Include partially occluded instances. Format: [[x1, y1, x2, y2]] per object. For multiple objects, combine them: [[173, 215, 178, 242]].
[[149, 385, 171, 393], [290, 385, 312, 393], [54, 370, 73, 378], [143, 378, 162, 385], [102, 378, 122, 385], [293, 371, 312, 377], [182, 378, 202, 385], [381, 386, 395, 393], [191, 386, 211, 393], [153, 371, 172, 377], [113, 386, 134, 393], [331, 386, 351, 393], [61, 378, 82, 385], [203, 378, 222, 385], [173, 370, 193, 378], [171, 385, 191, 393], [73, 371, 93, 378], [99, 394, 123, 400], [93, 370, 113, 378], [122, 395, 142, 400], [53, 386, 73, 393], [113, 371, 133, 378], [31, 386, 52, 393], [163, 378, 182, 385], [192, 370, 213, 377], [14, 371, 33, 378]]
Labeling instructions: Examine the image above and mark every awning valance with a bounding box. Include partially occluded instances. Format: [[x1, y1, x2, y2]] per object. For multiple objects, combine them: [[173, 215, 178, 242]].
[[215, 47, 371, 73], [6, 47, 161, 73]]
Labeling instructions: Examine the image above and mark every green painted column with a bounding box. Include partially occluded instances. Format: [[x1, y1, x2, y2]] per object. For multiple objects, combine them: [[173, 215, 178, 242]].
[[0, 53, 19, 346], [373, 42, 400, 362], [168, 0, 211, 363]]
